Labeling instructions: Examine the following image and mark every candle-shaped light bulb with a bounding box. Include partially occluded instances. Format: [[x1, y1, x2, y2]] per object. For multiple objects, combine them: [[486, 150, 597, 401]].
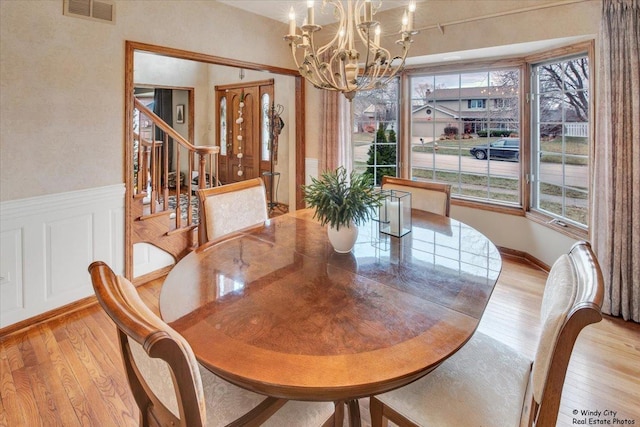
[[364, 0, 373, 22], [374, 25, 381, 45], [288, 7, 296, 36], [401, 10, 408, 32], [307, 0, 314, 26], [408, 1, 416, 31]]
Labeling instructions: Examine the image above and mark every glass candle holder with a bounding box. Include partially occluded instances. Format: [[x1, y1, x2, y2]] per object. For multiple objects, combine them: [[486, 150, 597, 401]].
[[378, 189, 411, 237]]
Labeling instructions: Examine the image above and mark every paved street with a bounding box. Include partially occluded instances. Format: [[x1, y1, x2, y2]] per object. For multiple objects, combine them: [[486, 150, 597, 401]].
[[354, 145, 588, 188]]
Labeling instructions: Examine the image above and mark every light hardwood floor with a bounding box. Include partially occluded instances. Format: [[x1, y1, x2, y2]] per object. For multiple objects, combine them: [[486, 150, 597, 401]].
[[1, 257, 639, 426]]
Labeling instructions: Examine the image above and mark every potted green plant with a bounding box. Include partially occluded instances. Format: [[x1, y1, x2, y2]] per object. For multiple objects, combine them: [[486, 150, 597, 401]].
[[303, 167, 383, 253]]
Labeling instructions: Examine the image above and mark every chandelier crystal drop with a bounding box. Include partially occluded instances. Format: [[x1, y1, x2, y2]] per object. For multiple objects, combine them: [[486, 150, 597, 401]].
[[285, 0, 417, 101]]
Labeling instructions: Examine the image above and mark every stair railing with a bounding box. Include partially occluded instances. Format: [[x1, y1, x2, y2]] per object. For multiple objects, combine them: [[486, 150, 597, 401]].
[[133, 98, 219, 231]]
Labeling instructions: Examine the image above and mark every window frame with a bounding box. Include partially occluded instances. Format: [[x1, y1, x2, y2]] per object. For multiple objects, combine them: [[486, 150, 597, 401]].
[[350, 78, 401, 186], [398, 42, 593, 239], [404, 60, 527, 212], [523, 42, 594, 239]]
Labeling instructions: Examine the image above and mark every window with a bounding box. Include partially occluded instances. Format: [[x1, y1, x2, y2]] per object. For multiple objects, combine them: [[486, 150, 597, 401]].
[[261, 93, 270, 161], [410, 69, 520, 205], [531, 55, 590, 228], [219, 96, 227, 156], [348, 42, 592, 236], [352, 79, 399, 185], [494, 98, 508, 108], [468, 99, 486, 109]]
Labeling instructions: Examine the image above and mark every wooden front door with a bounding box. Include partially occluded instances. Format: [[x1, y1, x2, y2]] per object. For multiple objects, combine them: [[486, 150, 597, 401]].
[[216, 79, 274, 184]]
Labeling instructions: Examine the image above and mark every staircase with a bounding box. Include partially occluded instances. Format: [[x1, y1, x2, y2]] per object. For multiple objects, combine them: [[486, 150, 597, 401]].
[[132, 99, 219, 265]]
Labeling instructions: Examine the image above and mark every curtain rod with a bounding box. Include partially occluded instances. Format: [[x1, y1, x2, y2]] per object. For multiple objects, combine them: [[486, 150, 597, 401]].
[[416, 0, 590, 34]]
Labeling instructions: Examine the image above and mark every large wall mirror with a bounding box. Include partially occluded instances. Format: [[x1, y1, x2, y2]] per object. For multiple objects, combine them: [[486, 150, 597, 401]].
[[124, 41, 305, 280]]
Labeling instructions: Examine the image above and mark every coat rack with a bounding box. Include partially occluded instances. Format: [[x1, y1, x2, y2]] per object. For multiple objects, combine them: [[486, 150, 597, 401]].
[[264, 103, 285, 214]]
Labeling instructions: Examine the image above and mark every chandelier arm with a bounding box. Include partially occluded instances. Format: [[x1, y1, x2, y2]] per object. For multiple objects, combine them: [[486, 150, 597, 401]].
[[354, 1, 377, 51], [358, 62, 381, 91], [306, 57, 330, 89], [361, 27, 373, 76], [340, 56, 350, 91], [333, 54, 348, 90], [285, 0, 417, 99], [377, 54, 408, 87], [305, 37, 342, 91], [315, 1, 346, 57], [290, 40, 307, 75], [303, 32, 333, 89], [316, 1, 351, 91]]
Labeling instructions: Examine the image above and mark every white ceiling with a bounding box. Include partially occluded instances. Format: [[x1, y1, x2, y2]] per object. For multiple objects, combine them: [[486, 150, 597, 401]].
[[405, 35, 592, 66], [217, 0, 416, 25], [216, 1, 592, 66]]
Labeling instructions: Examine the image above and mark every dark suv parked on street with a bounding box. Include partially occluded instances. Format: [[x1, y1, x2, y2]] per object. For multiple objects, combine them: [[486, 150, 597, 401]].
[[470, 138, 520, 161]]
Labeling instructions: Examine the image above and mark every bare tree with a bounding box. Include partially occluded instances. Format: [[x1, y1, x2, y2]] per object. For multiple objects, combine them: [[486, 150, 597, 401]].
[[413, 82, 434, 106], [539, 57, 589, 122], [353, 79, 399, 125]]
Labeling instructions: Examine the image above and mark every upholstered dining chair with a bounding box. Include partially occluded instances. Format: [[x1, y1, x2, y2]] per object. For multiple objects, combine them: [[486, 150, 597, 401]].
[[381, 176, 452, 217], [197, 178, 268, 246], [88, 261, 335, 427], [370, 240, 604, 427]]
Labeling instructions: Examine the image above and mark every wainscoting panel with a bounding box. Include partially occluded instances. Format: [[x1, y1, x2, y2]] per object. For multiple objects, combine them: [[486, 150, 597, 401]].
[[0, 184, 125, 328], [46, 212, 94, 300], [0, 228, 24, 316]]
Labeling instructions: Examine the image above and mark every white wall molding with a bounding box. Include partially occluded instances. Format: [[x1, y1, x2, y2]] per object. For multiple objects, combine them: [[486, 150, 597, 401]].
[[1, 184, 123, 219], [0, 184, 125, 328]]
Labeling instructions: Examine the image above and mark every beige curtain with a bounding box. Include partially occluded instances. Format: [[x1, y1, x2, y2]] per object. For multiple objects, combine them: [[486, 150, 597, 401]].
[[592, 0, 640, 322], [319, 90, 352, 173], [320, 90, 340, 172]]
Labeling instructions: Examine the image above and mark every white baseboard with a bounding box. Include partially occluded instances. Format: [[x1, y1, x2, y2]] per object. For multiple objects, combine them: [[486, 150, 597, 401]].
[[0, 184, 125, 328]]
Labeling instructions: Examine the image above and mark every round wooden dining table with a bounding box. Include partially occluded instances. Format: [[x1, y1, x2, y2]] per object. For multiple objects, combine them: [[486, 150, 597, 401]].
[[160, 208, 502, 425]]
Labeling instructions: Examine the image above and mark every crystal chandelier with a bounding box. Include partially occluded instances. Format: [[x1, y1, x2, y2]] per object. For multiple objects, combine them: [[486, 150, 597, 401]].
[[285, 0, 417, 101]]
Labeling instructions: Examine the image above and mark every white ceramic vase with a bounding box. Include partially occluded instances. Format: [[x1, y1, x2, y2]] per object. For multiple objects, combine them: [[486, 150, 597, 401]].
[[327, 222, 359, 253]]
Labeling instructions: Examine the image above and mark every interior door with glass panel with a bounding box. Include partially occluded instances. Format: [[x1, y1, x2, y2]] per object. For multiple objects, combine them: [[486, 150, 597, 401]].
[[216, 79, 274, 184]]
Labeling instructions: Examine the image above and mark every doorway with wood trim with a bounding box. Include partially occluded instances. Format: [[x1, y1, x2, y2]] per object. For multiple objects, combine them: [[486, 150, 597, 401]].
[[216, 79, 274, 185]]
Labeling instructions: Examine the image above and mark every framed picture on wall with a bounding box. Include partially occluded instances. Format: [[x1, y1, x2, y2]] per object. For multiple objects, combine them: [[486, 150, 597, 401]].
[[176, 104, 185, 124]]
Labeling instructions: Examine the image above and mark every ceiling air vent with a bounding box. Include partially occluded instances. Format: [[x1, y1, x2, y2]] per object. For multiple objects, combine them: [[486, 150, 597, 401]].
[[64, 0, 115, 24]]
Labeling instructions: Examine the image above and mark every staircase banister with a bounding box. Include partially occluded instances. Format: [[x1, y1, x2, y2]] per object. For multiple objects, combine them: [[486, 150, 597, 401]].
[[133, 131, 163, 148], [134, 98, 218, 154], [195, 145, 220, 156]]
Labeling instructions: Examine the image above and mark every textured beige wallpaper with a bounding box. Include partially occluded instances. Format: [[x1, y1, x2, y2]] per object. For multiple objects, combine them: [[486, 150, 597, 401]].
[[0, 0, 294, 201]]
